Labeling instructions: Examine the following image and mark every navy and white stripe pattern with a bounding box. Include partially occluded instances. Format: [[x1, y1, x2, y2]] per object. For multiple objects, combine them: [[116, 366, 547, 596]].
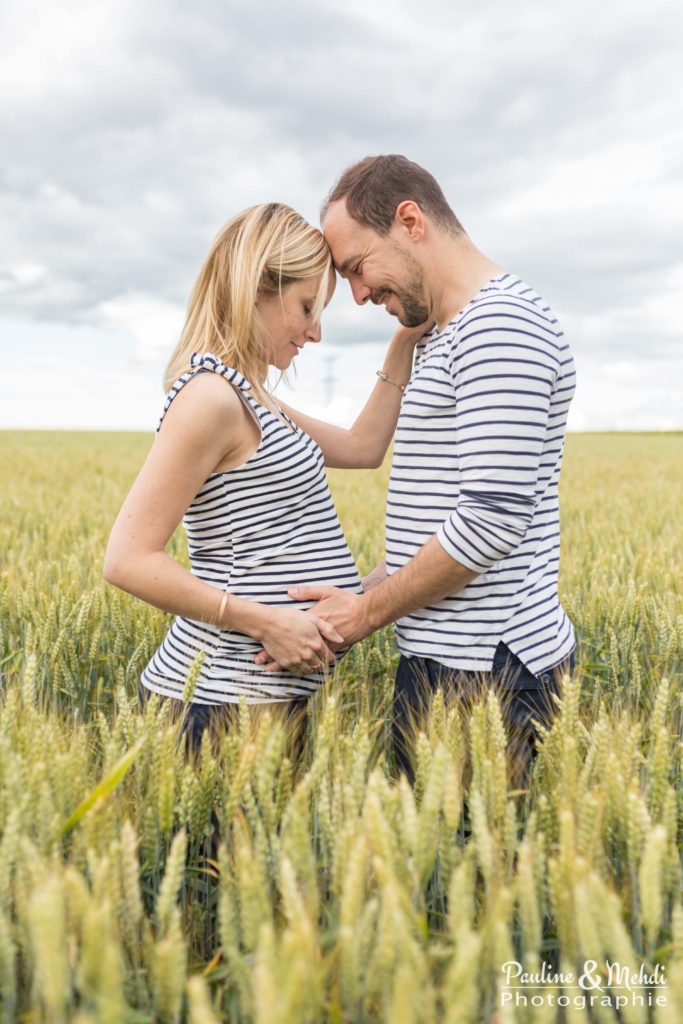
[[386, 274, 576, 676], [142, 352, 362, 704]]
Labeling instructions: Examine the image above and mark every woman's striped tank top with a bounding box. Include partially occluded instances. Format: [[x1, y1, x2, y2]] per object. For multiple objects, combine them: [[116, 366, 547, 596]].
[[141, 352, 362, 704]]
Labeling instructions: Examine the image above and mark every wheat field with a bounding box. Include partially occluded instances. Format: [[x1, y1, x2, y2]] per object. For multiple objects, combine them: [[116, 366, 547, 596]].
[[1, 429, 683, 1023]]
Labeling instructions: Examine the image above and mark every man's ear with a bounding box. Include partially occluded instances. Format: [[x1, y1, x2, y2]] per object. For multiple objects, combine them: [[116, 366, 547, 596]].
[[394, 201, 425, 243]]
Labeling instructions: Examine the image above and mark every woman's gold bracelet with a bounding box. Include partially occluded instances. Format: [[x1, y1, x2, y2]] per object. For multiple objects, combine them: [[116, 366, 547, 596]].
[[376, 370, 407, 393]]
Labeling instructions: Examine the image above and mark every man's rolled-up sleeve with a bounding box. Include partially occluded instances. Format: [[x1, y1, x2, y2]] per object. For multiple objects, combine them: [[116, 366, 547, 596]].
[[435, 310, 559, 575]]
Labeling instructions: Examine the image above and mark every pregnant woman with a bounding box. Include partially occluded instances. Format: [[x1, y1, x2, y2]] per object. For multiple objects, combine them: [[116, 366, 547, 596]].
[[104, 203, 424, 750]]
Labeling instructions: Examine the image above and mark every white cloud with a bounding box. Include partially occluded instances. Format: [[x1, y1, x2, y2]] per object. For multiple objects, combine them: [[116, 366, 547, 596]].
[[0, 0, 682, 428], [568, 353, 683, 431], [10, 263, 47, 284], [0, 368, 161, 430], [99, 295, 185, 362], [0, 0, 119, 99], [642, 265, 683, 334], [300, 396, 357, 428], [501, 145, 665, 217]]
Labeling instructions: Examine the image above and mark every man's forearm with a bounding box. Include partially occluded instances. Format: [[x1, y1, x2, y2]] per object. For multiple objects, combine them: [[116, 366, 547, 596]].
[[361, 535, 478, 631], [282, 535, 479, 653]]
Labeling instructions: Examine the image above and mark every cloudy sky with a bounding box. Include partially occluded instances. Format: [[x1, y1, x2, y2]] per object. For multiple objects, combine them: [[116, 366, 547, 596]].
[[1, 0, 682, 430]]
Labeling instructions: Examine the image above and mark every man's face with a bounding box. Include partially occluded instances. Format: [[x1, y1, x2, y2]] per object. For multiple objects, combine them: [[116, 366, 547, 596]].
[[323, 200, 430, 327]]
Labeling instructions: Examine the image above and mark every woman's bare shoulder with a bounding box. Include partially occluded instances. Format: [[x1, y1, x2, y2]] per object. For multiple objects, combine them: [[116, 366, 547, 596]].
[[158, 372, 249, 446], [168, 371, 244, 415]]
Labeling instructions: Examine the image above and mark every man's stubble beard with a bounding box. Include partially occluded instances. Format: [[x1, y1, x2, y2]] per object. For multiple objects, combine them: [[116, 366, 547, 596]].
[[395, 283, 430, 328], [373, 248, 430, 328]]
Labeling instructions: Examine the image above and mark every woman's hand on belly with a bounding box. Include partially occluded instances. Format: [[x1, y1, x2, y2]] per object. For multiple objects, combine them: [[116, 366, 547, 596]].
[[254, 606, 344, 676]]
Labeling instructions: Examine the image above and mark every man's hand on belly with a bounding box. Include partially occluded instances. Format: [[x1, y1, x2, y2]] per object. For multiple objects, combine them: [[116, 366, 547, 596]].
[[296, 588, 369, 645], [253, 588, 368, 670], [303, 536, 477, 639], [253, 535, 479, 670]]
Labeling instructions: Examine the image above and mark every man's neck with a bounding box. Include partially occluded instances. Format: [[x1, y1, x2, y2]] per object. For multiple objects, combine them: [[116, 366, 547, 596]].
[[426, 233, 505, 331]]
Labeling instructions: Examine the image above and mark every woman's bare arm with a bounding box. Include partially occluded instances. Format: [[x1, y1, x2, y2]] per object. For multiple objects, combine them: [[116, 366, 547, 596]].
[[104, 374, 342, 673], [361, 558, 387, 592], [281, 321, 433, 469], [105, 375, 244, 618]]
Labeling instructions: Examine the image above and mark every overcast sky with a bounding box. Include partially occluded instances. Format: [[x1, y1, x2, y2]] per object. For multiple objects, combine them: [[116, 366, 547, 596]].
[[1, 0, 682, 430]]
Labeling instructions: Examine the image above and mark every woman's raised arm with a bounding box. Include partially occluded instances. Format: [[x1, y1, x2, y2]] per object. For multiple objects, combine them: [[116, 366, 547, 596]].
[[281, 321, 433, 469]]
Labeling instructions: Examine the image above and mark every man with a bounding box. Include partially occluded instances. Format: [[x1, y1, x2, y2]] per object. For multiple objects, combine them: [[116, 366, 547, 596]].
[[270, 155, 576, 776]]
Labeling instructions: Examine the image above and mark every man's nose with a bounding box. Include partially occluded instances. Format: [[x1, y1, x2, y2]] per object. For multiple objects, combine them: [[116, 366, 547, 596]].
[[349, 279, 372, 305]]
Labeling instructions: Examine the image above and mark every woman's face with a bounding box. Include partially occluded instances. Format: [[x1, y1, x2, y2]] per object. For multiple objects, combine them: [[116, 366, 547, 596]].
[[257, 269, 336, 372]]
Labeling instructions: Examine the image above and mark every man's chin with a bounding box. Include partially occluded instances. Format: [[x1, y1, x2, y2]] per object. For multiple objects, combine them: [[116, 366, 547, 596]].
[[386, 303, 408, 326], [381, 292, 429, 328], [396, 311, 426, 328]]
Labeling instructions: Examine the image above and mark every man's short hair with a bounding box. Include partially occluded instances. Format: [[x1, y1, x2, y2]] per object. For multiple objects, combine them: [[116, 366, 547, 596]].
[[322, 155, 464, 237]]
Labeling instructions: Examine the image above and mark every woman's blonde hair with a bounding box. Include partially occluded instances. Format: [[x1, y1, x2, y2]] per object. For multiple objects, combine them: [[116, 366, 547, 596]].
[[164, 203, 332, 395]]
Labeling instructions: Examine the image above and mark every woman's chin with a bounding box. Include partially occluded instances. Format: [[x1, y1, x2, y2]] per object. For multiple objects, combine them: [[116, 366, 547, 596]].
[[271, 353, 295, 372]]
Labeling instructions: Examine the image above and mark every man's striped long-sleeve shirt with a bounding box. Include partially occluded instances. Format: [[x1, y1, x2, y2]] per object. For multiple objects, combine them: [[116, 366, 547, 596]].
[[386, 273, 576, 676]]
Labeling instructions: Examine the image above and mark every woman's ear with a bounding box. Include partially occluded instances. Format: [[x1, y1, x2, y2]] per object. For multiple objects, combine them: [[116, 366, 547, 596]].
[[257, 267, 277, 304]]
